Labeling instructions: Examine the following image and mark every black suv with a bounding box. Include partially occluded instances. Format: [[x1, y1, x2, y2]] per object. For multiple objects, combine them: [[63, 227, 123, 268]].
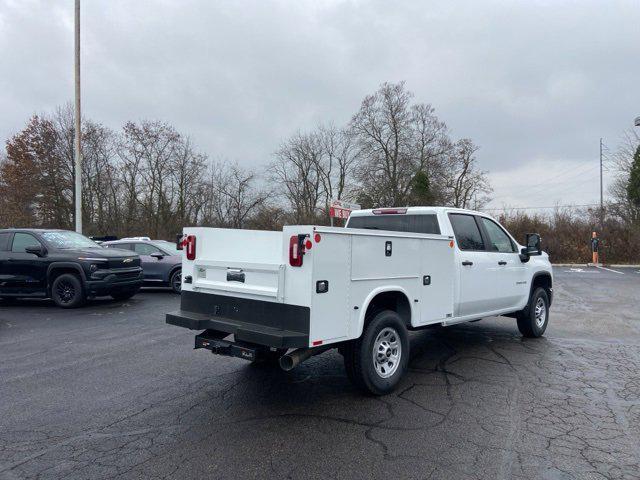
[[0, 229, 144, 308]]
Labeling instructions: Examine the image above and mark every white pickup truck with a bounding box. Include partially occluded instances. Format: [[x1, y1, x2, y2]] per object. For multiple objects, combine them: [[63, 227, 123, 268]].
[[167, 207, 553, 395]]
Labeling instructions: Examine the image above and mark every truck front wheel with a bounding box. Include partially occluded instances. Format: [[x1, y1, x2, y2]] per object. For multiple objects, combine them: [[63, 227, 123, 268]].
[[51, 273, 85, 308], [517, 287, 550, 338], [344, 310, 409, 395]]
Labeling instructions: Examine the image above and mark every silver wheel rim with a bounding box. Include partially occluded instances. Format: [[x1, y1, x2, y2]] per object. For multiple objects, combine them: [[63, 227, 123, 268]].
[[172, 272, 181, 292], [534, 297, 546, 328], [372, 327, 401, 378]]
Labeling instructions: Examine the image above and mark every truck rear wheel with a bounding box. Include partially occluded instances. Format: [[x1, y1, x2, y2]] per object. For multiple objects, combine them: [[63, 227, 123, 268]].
[[517, 287, 550, 338], [344, 310, 409, 395]]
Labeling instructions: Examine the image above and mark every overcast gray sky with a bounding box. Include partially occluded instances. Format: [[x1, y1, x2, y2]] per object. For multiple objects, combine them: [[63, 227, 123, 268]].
[[1, 0, 639, 211]]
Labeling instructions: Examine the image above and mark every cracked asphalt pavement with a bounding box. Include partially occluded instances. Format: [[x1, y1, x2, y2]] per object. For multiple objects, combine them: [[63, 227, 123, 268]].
[[1, 266, 639, 479]]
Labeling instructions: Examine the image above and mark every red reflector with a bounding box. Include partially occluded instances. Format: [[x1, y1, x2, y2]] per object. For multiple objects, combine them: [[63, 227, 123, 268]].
[[314, 233, 321, 243], [312, 340, 323, 346], [372, 208, 408, 215], [305, 239, 312, 250], [185, 235, 196, 260]]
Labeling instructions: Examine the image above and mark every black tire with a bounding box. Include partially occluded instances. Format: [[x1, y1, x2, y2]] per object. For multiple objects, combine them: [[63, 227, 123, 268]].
[[343, 310, 409, 395], [110, 288, 139, 301], [517, 287, 550, 338], [170, 269, 182, 294], [1, 297, 18, 304], [51, 273, 85, 308]]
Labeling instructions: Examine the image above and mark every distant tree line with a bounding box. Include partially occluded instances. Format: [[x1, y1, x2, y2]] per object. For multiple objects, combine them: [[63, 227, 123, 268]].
[[499, 130, 640, 264], [0, 82, 491, 239]]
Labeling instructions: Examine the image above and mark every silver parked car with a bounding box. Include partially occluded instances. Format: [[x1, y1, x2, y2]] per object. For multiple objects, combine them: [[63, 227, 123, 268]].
[[102, 238, 182, 293]]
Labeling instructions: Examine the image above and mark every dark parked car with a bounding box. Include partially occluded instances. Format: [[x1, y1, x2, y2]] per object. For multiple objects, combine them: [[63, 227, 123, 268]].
[[0, 229, 143, 308], [102, 238, 182, 293]]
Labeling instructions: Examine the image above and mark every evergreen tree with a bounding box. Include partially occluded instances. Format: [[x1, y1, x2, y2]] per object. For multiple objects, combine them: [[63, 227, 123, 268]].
[[627, 145, 640, 209]]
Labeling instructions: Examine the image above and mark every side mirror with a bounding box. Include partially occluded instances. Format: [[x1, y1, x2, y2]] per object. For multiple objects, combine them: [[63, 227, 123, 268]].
[[150, 252, 165, 260], [526, 233, 542, 255], [519, 233, 542, 262], [25, 245, 45, 257]]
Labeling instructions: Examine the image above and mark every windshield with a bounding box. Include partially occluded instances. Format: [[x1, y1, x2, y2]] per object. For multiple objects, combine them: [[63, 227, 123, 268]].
[[41, 231, 100, 249], [152, 240, 179, 254]]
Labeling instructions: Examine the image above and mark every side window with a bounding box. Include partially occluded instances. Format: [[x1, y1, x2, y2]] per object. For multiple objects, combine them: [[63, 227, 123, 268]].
[[449, 214, 485, 251], [109, 243, 132, 251], [134, 243, 161, 255], [0, 232, 11, 251], [11, 233, 41, 253], [480, 218, 516, 253]]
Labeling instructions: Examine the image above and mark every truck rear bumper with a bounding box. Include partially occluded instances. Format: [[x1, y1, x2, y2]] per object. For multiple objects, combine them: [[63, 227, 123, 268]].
[[167, 310, 308, 348], [166, 291, 310, 349]]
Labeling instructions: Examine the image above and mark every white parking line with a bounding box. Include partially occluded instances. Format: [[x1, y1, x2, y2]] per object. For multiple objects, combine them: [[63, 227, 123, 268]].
[[564, 268, 599, 274], [596, 265, 625, 275]]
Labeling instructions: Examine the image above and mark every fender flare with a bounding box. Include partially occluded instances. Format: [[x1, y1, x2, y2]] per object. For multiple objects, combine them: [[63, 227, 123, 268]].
[[47, 262, 87, 292], [528, 271, 553, 306], [355, 286, 415, 339]]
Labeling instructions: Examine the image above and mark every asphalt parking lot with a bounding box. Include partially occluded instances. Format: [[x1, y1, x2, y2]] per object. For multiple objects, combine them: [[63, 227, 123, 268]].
[[1, 267, 639, 480]]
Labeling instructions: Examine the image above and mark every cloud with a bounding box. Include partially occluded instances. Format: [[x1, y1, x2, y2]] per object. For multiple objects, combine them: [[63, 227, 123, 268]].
[[1, 0, 638, 210]]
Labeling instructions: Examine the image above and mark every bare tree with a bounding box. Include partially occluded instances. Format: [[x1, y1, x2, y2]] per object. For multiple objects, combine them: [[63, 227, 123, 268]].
[[445, 139, 492, 209], [199, 161, 268, 229], [609, 129, 640, 223], [350, 82, 451, 207], [270, 131, 325, 223]]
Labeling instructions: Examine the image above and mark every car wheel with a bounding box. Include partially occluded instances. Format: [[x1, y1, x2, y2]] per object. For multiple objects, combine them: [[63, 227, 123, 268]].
[[517, 287, 550, 338], [343, 309, 409, 395], [111, 288, 140, 301], [170, 269, 182, 294], [51, 273, 85, 308]]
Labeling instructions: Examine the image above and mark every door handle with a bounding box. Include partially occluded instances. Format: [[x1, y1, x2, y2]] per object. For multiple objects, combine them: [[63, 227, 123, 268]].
[[461, 261, 473, 266], [498, 261, 507, 265]]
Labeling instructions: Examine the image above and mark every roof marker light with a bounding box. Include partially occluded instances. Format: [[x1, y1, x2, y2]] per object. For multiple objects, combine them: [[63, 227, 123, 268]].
[[372, 208, 408, 215]]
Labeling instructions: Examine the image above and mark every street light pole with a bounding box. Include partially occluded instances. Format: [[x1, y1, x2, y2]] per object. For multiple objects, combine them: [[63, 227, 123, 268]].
[[74, 0, 82, 233], [599, 137, 603, 231]]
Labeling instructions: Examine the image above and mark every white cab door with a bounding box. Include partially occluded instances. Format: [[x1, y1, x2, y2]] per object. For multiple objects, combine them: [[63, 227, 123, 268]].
[[448, 213, 498, 317], [478, 217, 528, 310]]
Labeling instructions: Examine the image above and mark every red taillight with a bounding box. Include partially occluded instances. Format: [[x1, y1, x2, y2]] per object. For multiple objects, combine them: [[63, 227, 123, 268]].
[[185, 235, 196, 260], [372, 208, 408, 215], [289, 235, 305, 267]]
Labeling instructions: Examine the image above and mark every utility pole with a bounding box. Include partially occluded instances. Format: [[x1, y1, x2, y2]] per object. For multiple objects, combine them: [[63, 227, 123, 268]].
[[74, 0, 82, 233], [599, 137, 603, 231]]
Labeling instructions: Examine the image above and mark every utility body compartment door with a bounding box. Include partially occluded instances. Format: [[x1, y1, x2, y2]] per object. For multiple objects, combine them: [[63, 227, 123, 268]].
[[418, 237, 455, 325]]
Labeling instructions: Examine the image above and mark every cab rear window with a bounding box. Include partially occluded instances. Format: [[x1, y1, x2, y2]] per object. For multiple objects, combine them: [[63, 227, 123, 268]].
[[347, 214, 440, 235]]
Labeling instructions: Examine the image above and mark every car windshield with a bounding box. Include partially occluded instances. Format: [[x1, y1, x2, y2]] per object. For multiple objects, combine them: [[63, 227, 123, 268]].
[[41, 231, 100, 249], [152, 240, 179, 254]]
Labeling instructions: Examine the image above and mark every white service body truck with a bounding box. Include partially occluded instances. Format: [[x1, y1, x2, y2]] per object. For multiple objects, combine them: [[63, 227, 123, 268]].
[[167, 207, 553, 394]]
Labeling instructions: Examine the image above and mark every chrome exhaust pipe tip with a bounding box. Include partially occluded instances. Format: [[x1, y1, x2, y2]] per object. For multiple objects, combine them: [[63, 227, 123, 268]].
[[279, 354, 296, 371]]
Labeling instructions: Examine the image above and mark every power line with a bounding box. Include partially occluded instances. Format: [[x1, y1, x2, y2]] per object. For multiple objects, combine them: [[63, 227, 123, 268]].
[[489, 162, 600, 202]]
